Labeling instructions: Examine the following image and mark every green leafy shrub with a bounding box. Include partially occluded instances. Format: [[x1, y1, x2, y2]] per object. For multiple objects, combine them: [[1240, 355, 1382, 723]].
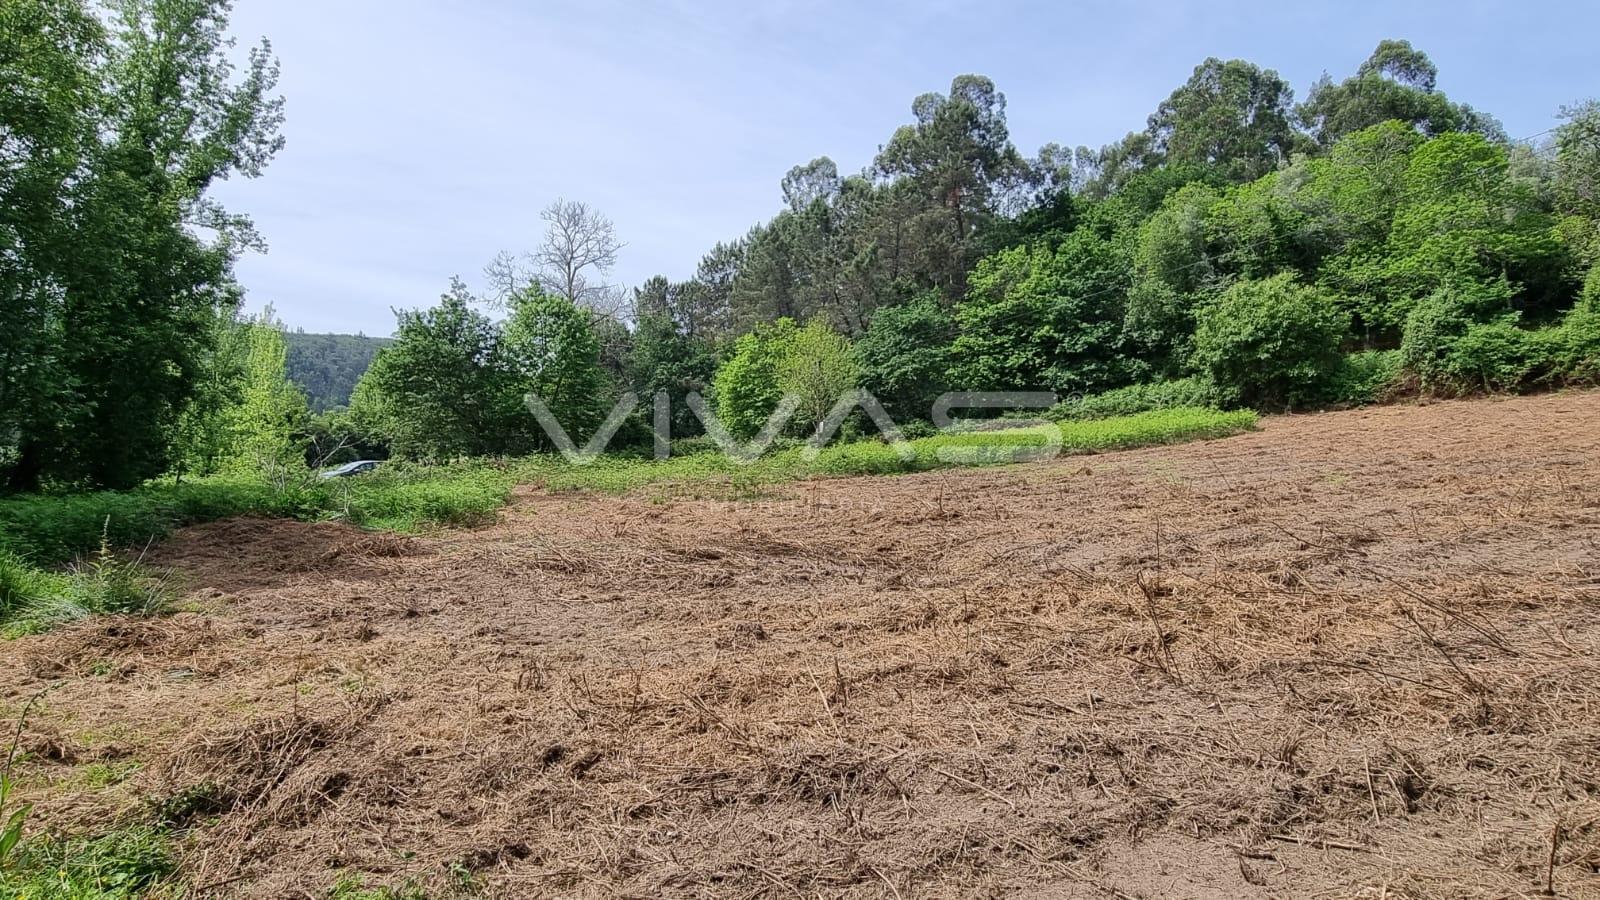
[[1324, 350, 1403, 406], [1399, 281, 1567, 394], [349, 283, 519, 460], [776, 319, 860, 436], [1048, 376, 1222, 421], [1191, 274, 1351, 409], [854, 295, 956, 422], [1445, 320, 1553, 392], [501, 287, 611, 451], [1550, 265, 1600, 381], [710, 319, 799, 439]]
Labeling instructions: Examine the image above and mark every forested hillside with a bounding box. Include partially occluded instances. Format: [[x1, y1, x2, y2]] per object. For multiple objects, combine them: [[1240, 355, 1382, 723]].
[[284, 332, 391, 410]]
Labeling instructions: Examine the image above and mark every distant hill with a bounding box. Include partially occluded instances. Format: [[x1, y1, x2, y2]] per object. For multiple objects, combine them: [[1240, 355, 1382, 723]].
[[285, 331, 391, 411]]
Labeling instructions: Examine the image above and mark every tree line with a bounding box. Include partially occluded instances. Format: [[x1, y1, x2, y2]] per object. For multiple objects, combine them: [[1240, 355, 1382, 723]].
[[348, 40, 1600, 458], [3, 1, 1597, 487]]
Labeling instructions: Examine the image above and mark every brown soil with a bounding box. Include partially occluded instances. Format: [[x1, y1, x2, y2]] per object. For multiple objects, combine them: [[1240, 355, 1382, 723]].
[[6, 391, 1600, 898]]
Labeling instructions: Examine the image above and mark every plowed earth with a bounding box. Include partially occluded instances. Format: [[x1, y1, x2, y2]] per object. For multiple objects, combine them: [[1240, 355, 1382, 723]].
[[6, 391, 1600, 898]]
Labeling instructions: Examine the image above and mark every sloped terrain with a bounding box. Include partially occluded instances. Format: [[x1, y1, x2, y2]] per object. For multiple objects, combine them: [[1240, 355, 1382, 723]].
[[6, 391, 1600, 898]]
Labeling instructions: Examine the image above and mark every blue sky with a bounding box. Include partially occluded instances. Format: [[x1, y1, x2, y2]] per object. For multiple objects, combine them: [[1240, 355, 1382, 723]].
[[211, 0, 1599, 336]]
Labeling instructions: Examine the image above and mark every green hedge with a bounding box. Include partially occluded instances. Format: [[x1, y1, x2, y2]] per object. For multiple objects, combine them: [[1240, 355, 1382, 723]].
[[1048, 376, 1224, 421]]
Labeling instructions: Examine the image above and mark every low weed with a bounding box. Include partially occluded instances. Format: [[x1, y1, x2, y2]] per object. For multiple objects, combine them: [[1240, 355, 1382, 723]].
[[1, 528, 172, 637], [0, 824, 175, 899], [1, 696, 177, 898], [327, 872, 429, 899]]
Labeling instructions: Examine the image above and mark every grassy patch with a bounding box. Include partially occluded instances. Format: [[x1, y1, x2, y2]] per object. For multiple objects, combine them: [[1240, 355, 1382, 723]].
[[327, 873, 430, 899], [0, 465, 517, 570], [1048, 377, 1225, 421], [1, 542, 172, 638], [80, 761, 141, 790], [0, 463, 513, 634], [0, 824, 175, 899], [3, 693, 174, 899], [520, 406, 1259, 491], [321, 461, 516, 532]]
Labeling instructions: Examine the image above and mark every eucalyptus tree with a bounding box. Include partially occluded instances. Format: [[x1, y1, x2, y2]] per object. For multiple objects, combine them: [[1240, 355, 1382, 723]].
[[873, 74, 1033, 296], [1298, 40, 1505, 148]]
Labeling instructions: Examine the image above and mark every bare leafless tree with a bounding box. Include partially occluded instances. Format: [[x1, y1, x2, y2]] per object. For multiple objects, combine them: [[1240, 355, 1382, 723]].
[[484, 199, 626, 318]]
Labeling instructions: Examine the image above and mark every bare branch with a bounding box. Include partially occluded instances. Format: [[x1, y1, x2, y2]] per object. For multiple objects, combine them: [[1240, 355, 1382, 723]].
[[533, 198, 624, 314]]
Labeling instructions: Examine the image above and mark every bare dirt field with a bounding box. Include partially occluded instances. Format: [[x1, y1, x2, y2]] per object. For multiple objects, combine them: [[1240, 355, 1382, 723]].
[[7, 391, 1600, 898]]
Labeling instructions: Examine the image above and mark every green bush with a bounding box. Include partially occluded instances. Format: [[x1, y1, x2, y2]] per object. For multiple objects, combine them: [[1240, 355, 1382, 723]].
[[710, 319, 799, 440], [777, 319, 860, 435], [1191, 274, 1351, 409], [1400, 286, 1481, 391], [854, 294, 955, 421], [1048, 376, 1223, 421], [1551, 265, 1600, 381], [1447, 320, 1553, 392], [1324, 350, 1403, 406], [1399, 282, 1570, 394]]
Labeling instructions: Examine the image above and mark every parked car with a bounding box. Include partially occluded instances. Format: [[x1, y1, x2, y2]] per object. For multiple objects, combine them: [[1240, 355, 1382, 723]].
[[318, 459, 382, 480]]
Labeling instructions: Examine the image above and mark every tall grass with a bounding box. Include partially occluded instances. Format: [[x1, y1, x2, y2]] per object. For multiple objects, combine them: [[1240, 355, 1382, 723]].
[[520, 406, 1259, 491], [0, 532, 172, 638], [0, 465, 515, 569], [0, 464, 515, 634]]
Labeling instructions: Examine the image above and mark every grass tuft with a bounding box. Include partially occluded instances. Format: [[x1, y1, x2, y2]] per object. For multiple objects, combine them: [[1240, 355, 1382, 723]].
[[2, 530, 172, 638], [0, 824, 175, 899]]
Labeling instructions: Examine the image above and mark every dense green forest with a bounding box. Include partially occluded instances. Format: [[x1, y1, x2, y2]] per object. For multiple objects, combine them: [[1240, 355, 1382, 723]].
[[284, 331, 391, 410], [2, 0, 1598, 495]]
